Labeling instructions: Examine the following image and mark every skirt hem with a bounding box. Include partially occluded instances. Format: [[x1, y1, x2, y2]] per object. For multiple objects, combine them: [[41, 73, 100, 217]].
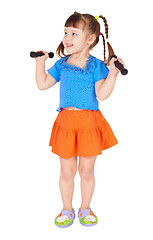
[[49, 141, 118, 158]]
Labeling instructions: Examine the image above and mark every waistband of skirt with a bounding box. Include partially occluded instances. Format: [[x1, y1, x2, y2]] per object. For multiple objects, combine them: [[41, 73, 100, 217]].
[[60, 108, 101, 114]]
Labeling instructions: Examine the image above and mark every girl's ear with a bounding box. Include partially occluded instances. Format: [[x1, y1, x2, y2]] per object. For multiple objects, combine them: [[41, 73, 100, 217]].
[[87, 34, 96, 45]]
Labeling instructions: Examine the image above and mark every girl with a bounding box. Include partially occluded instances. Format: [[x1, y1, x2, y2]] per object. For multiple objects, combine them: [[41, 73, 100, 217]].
[[35, 12, 125, 228]]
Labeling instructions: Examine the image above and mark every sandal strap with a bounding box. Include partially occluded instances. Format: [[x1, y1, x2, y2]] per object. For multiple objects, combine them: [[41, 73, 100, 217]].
[[60, 209, 75, 221], [78, 208, 92, 220]]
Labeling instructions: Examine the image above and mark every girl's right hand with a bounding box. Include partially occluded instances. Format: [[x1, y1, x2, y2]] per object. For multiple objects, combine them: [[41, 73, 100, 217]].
[[35, 50, 49, 62]]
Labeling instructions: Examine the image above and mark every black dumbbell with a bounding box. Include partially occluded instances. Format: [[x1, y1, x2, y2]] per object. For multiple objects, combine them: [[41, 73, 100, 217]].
[[30, 51, 54, 58], [110, 55, 128, 75]]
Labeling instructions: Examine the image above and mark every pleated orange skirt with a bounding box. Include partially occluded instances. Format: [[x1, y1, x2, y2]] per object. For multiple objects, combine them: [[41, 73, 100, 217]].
[[49, 108, 118, 158]]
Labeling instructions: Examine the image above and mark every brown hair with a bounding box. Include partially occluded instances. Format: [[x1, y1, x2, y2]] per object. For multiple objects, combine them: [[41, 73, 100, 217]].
[[56, 11, 114, 66]]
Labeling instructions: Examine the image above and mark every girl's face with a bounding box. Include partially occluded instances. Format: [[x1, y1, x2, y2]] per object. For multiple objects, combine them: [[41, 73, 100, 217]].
[[62, 25, 90, 54]]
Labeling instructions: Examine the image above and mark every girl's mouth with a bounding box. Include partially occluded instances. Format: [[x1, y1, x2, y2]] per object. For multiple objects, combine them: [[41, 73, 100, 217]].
[[66, 44, 73, 48]]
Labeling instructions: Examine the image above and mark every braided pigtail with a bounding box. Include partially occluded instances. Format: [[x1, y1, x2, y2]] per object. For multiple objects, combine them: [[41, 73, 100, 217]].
[[99, 15, 114, 66], [99, 32, 106, 63]]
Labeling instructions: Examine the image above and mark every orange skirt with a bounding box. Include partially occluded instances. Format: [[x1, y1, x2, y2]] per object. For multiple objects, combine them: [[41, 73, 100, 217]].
[[49, 108, 118, 158]]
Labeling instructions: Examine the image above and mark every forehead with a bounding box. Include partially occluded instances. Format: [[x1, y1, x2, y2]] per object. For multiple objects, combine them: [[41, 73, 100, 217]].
[[64, 27, 83, 32]]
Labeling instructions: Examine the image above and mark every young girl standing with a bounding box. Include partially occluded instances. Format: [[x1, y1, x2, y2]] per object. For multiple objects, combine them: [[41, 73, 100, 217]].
[[35, 12, 125, 228]]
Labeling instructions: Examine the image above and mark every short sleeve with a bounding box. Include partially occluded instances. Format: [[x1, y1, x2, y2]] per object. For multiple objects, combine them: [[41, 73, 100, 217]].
[[47, 60, 60, 82], [94, 60, 109, 83]]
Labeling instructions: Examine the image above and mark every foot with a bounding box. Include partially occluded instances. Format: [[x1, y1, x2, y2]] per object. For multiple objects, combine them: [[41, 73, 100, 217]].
[[78, 208, 98, 226], [55, 208, 75, 228]]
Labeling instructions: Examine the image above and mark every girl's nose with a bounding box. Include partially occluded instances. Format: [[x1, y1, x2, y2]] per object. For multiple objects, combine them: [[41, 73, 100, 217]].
[[65, 34, 71, 41]]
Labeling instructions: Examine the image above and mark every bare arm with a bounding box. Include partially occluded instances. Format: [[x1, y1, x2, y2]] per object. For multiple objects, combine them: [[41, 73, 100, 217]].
[[35, 51, 57, 90], [97, 70, 118, 100], [35, 60, 47, 89], [97, 57, 125, 100]]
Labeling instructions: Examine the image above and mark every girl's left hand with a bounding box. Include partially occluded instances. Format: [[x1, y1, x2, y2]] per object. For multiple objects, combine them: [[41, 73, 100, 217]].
[[109, 57, 125, 75]]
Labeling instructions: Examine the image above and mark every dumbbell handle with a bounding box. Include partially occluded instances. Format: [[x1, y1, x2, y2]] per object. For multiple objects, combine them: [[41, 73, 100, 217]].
[[30, 51, 54, 58], [110, 55, 128, 75]]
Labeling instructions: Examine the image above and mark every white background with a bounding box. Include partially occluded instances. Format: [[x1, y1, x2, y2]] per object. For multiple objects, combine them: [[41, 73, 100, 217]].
[[0, 0, 153, 239]]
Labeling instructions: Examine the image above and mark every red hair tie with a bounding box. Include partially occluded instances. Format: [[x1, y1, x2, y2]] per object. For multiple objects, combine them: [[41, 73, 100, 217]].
[[99, 32, 103, 36]]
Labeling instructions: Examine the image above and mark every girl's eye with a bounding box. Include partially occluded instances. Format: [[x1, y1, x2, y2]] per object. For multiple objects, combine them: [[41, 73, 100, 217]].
[[64, 32, 77, 36]]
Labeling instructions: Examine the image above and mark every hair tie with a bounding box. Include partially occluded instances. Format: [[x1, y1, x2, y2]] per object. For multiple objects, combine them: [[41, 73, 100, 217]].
[[95, 16, 99, 20], [99, 32, 109, 42]]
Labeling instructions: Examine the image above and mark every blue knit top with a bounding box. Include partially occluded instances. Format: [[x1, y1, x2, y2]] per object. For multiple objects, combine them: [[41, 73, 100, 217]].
[[47, 54, 109, 112]]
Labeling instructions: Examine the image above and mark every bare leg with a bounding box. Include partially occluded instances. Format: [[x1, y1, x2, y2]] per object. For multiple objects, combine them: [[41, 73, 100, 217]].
[[78, 156, 97, 211], [59, 156, 77, 211]]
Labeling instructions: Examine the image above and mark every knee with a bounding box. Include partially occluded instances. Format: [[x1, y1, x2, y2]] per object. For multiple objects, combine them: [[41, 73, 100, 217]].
[[78, 168, 94, 180], [60, 168, 77, 181]]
